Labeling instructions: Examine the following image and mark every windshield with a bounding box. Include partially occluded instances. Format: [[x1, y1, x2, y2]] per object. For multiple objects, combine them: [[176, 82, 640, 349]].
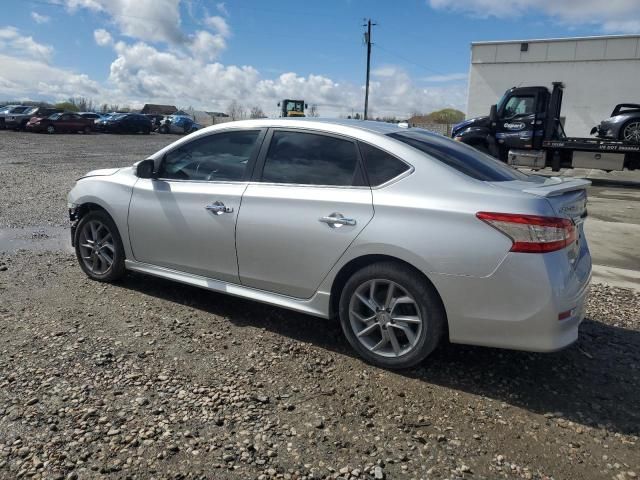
[[496, 91, 509, 114], [10, 106, 31, 114], [48, 113, 62, 120], [388, 129, 529, 182], [111, 113, 127, 120], [285, 101, 304, 113]]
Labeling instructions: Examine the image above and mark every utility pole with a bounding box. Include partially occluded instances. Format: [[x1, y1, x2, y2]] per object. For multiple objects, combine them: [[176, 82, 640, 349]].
[[363, 18, 376, 120]]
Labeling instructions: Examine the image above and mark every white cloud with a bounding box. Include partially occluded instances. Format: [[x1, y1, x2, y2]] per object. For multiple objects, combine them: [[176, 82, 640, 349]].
[[31, 12, 51, 24], [63, 0, 185, 44], [0, 26, 53, 62], [428, 0, 640, 33], [188, 30, 226, 62], [0, 53, 101, 99], [204, 16, 230, 37], [94, 28, 113, 46], [102, 41, 465, 117]]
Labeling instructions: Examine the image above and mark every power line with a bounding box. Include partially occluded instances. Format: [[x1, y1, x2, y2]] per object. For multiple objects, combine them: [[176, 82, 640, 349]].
[[375, 43, 450, 77]]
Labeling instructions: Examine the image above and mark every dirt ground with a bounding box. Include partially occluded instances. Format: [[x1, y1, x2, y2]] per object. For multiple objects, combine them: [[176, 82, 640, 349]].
[[0, 131, 638, 480]]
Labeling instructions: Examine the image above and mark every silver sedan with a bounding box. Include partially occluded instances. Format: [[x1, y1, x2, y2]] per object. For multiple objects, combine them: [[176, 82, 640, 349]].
[[67, 119, 592, 369]]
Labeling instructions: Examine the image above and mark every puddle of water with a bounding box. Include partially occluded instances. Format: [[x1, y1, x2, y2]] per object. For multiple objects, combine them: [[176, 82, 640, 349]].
[[0, 227, 74, 253]]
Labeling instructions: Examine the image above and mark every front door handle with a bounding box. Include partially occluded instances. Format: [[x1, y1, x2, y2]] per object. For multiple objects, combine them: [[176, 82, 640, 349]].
[[319, 213, 356, 228], [205, 201, 233, 215]]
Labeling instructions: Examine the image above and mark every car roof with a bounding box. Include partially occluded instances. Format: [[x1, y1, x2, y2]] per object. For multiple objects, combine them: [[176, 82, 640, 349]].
[[197, 118, 422, 137]]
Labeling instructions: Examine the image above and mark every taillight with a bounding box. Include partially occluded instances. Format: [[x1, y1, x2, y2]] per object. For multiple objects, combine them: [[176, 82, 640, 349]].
[[476, 212, 576, 253]]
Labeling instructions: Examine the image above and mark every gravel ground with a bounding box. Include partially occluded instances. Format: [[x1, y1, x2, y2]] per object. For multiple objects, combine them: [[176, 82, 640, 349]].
[[0, 131, 173, 228], [0, 131, 639, 479]]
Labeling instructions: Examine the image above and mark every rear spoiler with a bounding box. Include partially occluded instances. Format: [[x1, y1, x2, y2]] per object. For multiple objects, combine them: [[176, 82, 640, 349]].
[[523, 177, 591, 197], [612, 103, 640, 116]]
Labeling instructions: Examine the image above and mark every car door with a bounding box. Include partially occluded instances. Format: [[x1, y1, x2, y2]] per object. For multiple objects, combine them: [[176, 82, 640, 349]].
[[496, 92, 540, 150], [128, 128, 266, 282], [236, 129, 374, 299]]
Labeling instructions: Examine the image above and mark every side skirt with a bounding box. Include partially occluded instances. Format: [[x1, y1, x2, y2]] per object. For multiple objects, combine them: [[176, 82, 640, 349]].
[[124, 260, 331, 318]]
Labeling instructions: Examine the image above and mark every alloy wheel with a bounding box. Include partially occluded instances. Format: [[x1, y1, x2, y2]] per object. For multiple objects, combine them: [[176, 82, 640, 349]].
[[348, 279, 424, 358], [78, 219, 115, 275], [47, 125, 55, 134], [623, 122, 640, 143]]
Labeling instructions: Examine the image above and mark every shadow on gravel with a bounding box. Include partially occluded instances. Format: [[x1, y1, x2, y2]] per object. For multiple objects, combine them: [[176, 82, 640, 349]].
[[121, 272, 640, 437]]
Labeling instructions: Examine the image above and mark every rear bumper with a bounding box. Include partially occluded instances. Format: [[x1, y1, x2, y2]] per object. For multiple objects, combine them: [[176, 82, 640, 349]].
[[431, 247, 592, 352]]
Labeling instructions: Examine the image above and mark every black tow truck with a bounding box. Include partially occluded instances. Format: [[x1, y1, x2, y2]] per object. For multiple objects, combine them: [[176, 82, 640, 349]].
[[452, 82, 640, 171]]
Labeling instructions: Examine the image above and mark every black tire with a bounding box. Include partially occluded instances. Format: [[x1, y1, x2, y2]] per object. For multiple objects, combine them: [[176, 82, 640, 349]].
[[74, 210, 126, 282], [83, 126, 92, 134], [159, 125, 169, 134], [619, 120, 640, 143], [338, 262, 446, 369]]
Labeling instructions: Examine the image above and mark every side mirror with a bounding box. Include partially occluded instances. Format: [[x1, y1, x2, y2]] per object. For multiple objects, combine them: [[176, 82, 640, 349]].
[[489, 104, 498, 123], [277, 102, 281, 107], [305, 103, 308, 109], [136, 159, 156, 179], [590, 126, 598, 135]]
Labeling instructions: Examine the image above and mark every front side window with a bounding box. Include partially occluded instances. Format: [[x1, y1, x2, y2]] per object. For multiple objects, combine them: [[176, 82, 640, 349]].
[[358, 142, 410, 186], [502, 95, 535, 117], [159, 130, 260, 181], [261, 131, 361, 186]]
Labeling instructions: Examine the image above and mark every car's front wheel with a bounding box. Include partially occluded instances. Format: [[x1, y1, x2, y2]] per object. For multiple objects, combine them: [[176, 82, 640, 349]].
[[46, 125, 55, 134], [339, 262, 445, 369], [74, 210, 126, 282]]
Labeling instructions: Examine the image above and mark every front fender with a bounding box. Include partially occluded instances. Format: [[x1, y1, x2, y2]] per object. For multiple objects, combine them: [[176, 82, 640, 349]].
[[67, 168, 138, 258]]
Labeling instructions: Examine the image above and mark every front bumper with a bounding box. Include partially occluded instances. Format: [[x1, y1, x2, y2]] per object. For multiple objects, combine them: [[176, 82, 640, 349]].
[[431, 244, 592, 352]]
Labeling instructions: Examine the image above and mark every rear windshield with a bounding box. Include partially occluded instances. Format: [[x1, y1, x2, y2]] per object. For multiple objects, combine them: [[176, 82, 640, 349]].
[[388, 130, 528, 182]]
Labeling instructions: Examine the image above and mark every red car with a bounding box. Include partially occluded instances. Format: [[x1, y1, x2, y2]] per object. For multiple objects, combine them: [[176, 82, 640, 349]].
[[26, 112, 94, 134]]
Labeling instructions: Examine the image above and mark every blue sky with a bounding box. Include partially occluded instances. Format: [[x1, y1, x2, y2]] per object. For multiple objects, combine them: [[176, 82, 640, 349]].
[[1, 0, 639, 117]]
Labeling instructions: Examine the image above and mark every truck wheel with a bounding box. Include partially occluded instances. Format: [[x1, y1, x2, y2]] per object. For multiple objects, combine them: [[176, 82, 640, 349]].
[[551, 152, 561, 172], [472, 143, 490, 155]]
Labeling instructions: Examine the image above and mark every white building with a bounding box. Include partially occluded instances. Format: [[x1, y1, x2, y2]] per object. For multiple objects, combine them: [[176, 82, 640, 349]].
[[467, 35, 640, 137]]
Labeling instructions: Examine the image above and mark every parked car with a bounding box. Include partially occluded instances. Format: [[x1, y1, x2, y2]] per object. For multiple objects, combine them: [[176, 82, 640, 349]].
[[591, 103, 640, 143], [78, 112, 104, 121], [143, 114, 165, 131], [67, 119, 591, 369], [26, 107, 63, 124], [0, 105, 35, 129], [158, 114, 202, 134], [95, 113, 152, 134], [26, 112, 94, 134]]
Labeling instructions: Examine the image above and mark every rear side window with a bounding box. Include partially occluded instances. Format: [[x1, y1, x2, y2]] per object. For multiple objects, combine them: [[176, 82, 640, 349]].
[[261, 131, 362, 186], [358, 142, 410, 186], [160, 130, 260, 181], [389, 130, 528, 182]]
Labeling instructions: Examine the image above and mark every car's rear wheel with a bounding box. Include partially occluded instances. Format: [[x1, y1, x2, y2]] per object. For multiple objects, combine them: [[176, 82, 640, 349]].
[[621, 121, 640, 143], [46, 125, 55, 134], [339, 262, 445, 369], [74, 210, 126, 282], [83, 126, 92, 134]]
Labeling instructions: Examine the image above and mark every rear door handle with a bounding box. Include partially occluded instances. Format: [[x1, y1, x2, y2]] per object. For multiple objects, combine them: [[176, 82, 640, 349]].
[[319, 213, 356, 228], [205, 201, 233, 215]]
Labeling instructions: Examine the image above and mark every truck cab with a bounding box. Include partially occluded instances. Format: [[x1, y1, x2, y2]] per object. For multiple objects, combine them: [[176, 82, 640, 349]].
[[452, 83, 563, 160]]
